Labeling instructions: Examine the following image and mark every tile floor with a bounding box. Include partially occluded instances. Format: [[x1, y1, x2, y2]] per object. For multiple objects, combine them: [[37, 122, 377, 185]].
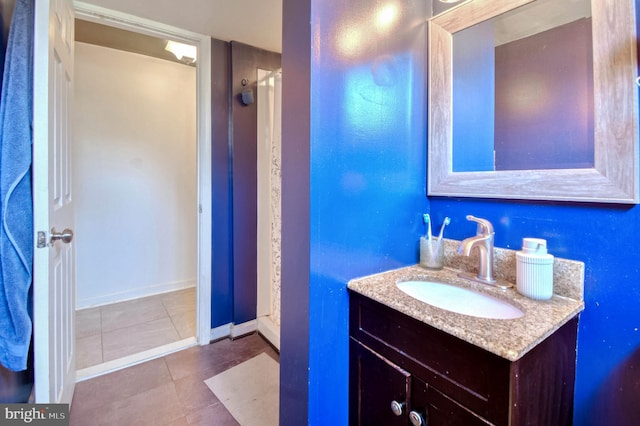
[[76, 288, 196, 369], [69, 333, 279, 426]]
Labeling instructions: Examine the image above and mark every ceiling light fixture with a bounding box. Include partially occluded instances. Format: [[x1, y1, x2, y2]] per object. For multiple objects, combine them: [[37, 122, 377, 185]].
[[165, 40, 197, 63]]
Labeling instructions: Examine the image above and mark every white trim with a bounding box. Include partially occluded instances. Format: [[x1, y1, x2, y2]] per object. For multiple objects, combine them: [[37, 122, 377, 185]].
[[210, 320, 261, 342], [73, 2, 212, 347], [33, 0, 58, 402], [76, 337, 197, 382], [195, 36, 213, 346], [210, 323, 232, 341], [231, 320, 258, 338], [74, 2, 202, 43], [257, 316, 280, 350]]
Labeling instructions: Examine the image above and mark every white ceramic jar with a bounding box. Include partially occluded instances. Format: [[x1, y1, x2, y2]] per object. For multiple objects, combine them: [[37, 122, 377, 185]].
[[516, 238, 554, 300]]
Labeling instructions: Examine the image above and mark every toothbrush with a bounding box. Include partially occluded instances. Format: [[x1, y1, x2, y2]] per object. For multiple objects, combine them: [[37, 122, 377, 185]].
[[423, 214, 432, 241], [433, 217, 451, 263], [437, 217, 451, 241]]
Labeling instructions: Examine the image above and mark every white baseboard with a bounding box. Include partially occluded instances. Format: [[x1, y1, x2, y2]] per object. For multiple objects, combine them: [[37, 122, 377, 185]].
[[231, 320, 257, 338], [76, 279, 196, 310], [257, 316, 280, 350], [210, 323, 232, 341], [209, 319, 258, 341]]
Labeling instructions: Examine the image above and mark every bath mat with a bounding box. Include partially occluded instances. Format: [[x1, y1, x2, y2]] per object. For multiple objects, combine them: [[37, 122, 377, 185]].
[[204, 352, 279, 426]]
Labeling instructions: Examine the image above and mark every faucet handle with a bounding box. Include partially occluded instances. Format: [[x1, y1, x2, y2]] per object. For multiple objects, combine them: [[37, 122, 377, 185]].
[[466, 215, 494, 235]]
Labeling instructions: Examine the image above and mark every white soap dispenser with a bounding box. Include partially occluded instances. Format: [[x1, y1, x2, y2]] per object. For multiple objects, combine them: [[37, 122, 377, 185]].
[[516, 238, 554, 300]]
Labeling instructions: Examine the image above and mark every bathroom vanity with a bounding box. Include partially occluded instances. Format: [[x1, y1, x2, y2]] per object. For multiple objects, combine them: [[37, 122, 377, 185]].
[[350, 292, 578, 425], [347, 246, 584, 426]]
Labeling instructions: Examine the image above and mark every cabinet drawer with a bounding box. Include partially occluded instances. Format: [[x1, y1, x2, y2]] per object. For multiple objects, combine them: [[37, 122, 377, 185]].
[[350, 293, 510, 424]]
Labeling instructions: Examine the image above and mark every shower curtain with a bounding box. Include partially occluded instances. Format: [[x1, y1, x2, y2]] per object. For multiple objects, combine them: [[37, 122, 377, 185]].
[[270, 71, 282, 326], [258, 70, 282, 328]]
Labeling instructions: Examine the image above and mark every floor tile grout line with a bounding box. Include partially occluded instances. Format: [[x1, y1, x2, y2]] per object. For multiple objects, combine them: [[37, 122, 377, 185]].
[[162, 290, 196, 340], [76, 288, 196, 370], [99, 298, 172, 335], [160, 294, 173, 319], [166, 310, 183, 341]]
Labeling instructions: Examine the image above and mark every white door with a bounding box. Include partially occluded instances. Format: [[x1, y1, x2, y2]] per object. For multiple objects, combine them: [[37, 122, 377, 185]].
[[33, 0, 76, 404]]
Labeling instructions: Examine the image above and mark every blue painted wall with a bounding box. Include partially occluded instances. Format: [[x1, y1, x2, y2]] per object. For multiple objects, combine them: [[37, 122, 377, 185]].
[[210, 41, 280, 329], [280, 0, 311, 422], [281, 1, 640, 425], [427, 200, 640, 425], [304, 0, 429, 424], [210, 39, 234, 328]]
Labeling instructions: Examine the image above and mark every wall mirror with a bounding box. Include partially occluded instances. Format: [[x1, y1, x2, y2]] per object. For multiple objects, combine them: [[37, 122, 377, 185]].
[[427, 0, 639, 203]]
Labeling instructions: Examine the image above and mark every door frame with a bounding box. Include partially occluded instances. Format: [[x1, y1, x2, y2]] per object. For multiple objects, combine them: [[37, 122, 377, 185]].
[[74, 2, 212, 346]]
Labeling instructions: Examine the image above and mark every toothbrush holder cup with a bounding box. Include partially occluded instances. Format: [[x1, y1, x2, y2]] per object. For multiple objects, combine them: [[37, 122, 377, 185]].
[[420, 236, 445, 270]]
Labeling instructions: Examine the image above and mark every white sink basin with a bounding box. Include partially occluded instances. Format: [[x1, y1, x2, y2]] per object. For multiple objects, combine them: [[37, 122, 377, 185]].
[[396, 280, 524, 320]]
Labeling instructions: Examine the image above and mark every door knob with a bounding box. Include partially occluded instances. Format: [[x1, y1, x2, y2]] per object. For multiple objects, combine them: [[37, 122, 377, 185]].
[[50, 228, 74, 244]]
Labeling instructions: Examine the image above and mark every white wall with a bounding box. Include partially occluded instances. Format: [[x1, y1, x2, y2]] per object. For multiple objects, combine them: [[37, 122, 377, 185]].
[[74, 42, 197, 308]]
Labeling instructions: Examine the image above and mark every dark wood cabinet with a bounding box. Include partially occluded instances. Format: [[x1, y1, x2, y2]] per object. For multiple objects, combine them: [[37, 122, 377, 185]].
[[349, 292, 578, 426], [350, 340, 411, 426]]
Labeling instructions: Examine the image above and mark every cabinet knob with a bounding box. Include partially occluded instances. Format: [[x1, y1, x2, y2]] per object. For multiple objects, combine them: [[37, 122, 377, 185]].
[[390, 400, 405, 416], [409, 410, 426, 426]]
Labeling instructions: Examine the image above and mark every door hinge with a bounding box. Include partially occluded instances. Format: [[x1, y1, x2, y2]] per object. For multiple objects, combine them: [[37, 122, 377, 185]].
[[199, 204, 203, 214], [37, 231, 47, 248]]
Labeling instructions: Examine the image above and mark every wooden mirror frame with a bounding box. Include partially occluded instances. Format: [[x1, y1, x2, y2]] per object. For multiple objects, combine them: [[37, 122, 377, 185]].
[[427, 0, 639, 203]]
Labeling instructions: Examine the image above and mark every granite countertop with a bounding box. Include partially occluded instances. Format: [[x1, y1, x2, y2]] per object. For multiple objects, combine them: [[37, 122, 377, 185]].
[[347, 256, 585, 361]]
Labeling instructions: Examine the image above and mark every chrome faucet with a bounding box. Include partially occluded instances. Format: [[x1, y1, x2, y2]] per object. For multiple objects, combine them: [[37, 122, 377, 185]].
[[458, 215, 512, 289]]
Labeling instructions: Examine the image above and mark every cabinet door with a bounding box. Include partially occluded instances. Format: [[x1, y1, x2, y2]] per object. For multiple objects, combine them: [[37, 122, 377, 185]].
[[425, 386, 492, 426], [350, 339, 411, 426]]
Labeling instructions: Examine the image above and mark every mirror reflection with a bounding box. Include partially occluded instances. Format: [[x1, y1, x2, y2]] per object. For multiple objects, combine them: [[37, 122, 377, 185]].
[[451, 0, 593, 172]]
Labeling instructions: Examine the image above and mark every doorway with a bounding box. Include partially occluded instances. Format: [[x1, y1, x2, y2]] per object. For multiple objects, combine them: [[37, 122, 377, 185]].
[[72, 4, 212, 380]]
